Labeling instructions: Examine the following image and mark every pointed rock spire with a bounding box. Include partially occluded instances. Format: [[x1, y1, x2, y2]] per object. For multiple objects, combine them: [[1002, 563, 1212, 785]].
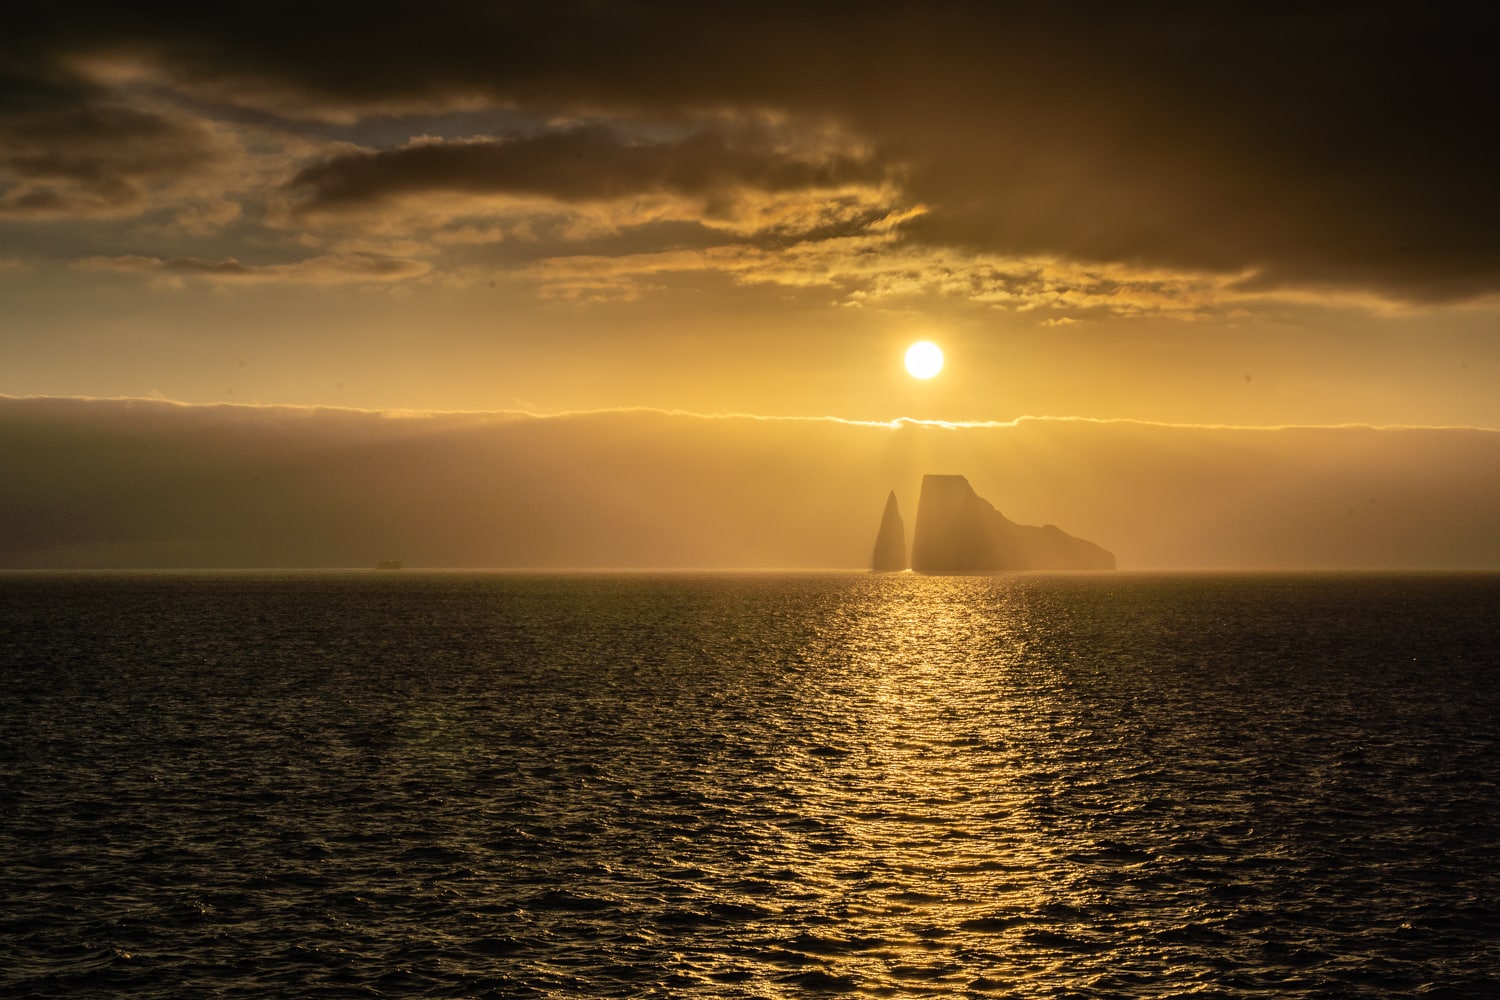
[[871, 490, 908, 572]]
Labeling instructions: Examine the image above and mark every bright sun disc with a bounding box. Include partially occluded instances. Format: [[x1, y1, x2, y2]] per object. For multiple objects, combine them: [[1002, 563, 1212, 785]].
[[905, 341, 944, 379]]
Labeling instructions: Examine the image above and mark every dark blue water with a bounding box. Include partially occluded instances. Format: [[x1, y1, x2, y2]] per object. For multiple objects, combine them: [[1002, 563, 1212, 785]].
[[3, 571, 1498, 997]]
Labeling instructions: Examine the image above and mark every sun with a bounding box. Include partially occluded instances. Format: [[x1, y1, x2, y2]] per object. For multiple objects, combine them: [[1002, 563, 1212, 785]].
[[904, 341, 944, 379]]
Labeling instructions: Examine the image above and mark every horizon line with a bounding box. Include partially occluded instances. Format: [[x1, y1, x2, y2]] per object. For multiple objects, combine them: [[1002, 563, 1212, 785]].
[[4, 565, 1500, 576], [3, 392, 1498, 435]]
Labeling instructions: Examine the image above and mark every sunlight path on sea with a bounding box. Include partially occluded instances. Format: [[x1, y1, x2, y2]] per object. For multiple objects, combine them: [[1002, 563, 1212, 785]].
[[751, 576, 1080, 992]]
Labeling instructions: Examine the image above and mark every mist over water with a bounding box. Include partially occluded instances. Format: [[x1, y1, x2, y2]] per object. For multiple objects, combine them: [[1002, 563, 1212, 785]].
[[3, 571, 1498, 997]]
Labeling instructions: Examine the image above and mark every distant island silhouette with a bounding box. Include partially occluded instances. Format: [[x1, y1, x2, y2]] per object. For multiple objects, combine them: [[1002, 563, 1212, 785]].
[[875, 474, 1115, 572]]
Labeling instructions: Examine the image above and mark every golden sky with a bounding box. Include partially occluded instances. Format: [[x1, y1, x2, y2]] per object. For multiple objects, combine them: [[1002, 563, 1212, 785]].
[[2, 5, 1498, 567]]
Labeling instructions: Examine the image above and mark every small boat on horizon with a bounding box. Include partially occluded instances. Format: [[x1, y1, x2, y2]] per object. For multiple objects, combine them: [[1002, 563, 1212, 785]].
[[375, 559, 403, 570]]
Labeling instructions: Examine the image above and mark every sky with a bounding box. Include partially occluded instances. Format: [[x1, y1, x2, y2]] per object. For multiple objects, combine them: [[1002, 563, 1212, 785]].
[[3, 3, 1498, 568]]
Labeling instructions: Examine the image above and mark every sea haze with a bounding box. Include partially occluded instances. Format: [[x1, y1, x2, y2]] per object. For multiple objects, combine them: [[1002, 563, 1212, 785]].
[[3, 571, 1498, 997]]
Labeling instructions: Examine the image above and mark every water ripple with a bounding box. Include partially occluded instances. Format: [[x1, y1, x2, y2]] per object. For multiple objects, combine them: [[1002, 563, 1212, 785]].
[[3, 571, 1499, 996]]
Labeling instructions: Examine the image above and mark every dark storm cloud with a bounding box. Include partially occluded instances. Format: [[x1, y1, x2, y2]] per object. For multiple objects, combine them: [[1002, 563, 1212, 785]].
[[886, 8, 1500, 302], [4, 2, 1498, 301], [284, 126, 885, 215]]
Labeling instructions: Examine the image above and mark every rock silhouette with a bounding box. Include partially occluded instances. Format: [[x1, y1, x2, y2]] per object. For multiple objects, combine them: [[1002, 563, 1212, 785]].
[[906, 474, 1114, 572], [871, 490, 907, 571]]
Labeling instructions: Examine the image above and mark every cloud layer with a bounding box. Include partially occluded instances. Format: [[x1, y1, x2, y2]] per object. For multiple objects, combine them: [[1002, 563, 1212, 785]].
[[4, 3, 1497, 309], [5, 396, 1498, 571]]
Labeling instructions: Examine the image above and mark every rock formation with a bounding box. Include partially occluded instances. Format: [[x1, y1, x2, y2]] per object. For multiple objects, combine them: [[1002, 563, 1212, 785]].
[[871, 490, 907, 571], [905, 474, 1114, 572]]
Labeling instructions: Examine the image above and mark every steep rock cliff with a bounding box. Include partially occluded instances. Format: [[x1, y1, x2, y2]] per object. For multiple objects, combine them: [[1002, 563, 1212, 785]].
[[907, 474, 1114, 572]]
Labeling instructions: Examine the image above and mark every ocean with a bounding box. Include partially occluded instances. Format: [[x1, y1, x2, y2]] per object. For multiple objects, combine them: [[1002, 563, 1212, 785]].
[[2, 571, 1498, 997]]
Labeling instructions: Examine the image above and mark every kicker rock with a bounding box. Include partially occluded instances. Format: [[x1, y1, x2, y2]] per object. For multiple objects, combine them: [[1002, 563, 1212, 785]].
[[908, 474, 1114, 572], [871, 490, 908, 571]]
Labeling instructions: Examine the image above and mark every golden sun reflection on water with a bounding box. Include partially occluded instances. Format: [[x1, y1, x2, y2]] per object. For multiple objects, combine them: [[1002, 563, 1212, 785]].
[[781, 575, 1078, 988]]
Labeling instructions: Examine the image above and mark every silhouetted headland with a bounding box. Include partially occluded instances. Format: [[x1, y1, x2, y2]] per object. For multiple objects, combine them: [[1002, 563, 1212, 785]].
[[871, 490, 908, 571], [885, 474, 1113, 572]]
